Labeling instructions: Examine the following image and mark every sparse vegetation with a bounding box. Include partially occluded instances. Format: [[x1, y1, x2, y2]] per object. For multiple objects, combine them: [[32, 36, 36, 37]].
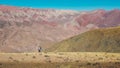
[[87, 62, 91, 65], [98, 57, 103, 60], [44, 55, 49, 57], [32, 56, 36, 59], [0, 52, 119, 68], [25, 54, 29, 56], [9, 57, 13, 60]]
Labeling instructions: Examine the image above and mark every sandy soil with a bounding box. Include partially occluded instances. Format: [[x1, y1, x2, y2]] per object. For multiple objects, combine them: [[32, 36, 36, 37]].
[[0, 52, 120, 68]]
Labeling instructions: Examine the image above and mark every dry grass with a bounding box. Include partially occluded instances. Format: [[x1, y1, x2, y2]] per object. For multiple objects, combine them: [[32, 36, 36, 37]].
[[0, 52, 120, 68]]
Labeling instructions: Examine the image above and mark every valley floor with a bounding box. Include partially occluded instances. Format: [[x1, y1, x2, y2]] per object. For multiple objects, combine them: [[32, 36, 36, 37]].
[[0, 52, 120, 68]]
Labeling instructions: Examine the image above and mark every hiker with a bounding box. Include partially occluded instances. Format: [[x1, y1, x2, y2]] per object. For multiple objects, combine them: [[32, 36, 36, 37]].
[[38, 46, 42, 52]]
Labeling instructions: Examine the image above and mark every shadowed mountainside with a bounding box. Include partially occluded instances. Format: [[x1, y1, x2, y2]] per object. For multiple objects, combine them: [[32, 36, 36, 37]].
[[47, 26, 120, 52]]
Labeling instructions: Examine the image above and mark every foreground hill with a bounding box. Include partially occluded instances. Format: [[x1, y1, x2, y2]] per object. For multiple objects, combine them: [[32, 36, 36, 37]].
[[0, 52, 119, 68], [0, 5, 120, 52], [47, 27, 120, 52]]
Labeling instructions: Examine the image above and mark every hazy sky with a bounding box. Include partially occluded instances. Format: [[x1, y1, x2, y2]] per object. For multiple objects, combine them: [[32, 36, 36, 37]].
[[0, 0, 120, 10]]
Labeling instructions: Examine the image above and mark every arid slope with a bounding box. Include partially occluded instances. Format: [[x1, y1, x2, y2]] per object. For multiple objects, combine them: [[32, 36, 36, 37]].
[[47, 27, 120, 52]]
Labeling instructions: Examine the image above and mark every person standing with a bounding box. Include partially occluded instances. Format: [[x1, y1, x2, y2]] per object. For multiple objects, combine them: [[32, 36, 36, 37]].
[[38, 46, 42, 52]]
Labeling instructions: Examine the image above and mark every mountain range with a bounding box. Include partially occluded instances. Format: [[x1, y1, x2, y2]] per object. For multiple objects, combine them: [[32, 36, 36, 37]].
[[0, 5, 120, 52]]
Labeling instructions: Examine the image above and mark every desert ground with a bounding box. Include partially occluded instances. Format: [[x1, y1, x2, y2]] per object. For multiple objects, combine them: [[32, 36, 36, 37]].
[[0, 52, 120, 68]]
